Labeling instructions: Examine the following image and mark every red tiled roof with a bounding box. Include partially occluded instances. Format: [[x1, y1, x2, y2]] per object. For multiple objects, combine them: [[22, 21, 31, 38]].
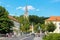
[[8, 16, 18, 22], [46, 16, 60, 21]]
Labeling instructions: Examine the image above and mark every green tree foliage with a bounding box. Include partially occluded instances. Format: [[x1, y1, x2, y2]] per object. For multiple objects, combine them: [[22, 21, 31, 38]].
[[29, 15, 39, 24], [14, 15, 48, 24], [46, 22, 56, 32], [41, 24, 46, 32], [0, 6, 14, 34], [15, 15, 24, 23], [29, 15, 48, 24], [13, 15, 48, 33], [34, 23, 40, 33], [16, 15, 30, 33], [23, 23, 30, 33], [43, 33, 60, 40], [20, 22, 30, 33]]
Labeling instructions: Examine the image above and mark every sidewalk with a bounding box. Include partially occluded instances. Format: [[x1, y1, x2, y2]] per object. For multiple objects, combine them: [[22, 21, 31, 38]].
[[33, 31, 44, 40], [0, 37, 5, 40], [34, 37, 42, 40]]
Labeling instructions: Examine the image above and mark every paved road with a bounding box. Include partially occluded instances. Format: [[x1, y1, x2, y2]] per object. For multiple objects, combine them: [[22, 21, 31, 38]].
[[21, 35, 35, 40], [1, 34, 35, 40], [34, 37, 42, 40], [34, 32, 45, 40], [0, 32, 44, 40]]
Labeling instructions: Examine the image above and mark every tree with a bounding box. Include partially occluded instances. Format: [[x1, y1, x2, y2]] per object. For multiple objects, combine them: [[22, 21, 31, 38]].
[[46, 22, 56, 32], [0, 6, 14, 34], [43, 33, 60, 40], [41, 24, 46, 32], [20, 23, 30, 33], [29, 15, 48, 24], [16, 15, 24, 24], [34, 23, 40, 33], [13, 15, 49, 33], [17, 15, 30, 33], [14, 15, 48, 24]]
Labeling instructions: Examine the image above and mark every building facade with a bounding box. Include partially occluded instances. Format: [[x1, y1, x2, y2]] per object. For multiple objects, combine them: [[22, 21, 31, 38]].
[[8, 16, 20, 36], [45, 16, 60, 33]]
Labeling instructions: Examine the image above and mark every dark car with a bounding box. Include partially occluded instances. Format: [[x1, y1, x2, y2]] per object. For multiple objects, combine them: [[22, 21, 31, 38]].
[[31, 33, 35, 37]]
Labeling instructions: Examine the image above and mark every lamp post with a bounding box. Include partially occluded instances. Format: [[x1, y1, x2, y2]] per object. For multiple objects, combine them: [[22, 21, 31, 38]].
[[32, 23, 34, 33], [38, 26, 41, 35], [39, 26, 40, 33]]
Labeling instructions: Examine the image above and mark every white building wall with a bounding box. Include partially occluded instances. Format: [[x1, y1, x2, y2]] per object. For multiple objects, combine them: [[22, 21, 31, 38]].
[[11, 20, 20, 36], [45, 21, 60, 33], [13, 21, 20, 28], [53, 21, 60, 33]]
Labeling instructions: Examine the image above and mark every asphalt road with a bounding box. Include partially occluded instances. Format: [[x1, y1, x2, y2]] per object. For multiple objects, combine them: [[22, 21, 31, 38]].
[[21, 35, 35, 40], [0, 32, 44, 40], [1, 34, 35, 40]]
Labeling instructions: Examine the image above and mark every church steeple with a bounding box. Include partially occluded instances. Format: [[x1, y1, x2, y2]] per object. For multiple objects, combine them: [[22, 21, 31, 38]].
[[24, 0, 29, 21], [24, 5, 28, 18]]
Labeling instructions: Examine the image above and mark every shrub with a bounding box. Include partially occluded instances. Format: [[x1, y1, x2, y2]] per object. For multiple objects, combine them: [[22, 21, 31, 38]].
[[43, 33, 60, 40], [46, 22, 56, 32]]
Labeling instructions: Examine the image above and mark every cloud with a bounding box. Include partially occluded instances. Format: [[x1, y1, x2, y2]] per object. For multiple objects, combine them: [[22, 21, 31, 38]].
[[26, 5, 35, 10], [16, 7, 22, 10], [16, 5, 36, 11]]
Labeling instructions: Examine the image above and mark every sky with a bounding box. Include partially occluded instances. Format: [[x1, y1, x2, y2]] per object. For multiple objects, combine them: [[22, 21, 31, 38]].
[[0, 0, 60, 17]]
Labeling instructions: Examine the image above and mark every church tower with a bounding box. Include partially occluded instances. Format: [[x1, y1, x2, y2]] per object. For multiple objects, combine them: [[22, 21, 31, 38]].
[[24, 0, 29, 22], [24, 5, 28, 19]]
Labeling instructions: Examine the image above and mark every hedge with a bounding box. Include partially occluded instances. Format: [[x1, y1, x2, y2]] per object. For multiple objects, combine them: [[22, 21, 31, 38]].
[[43, 33, 60, 40]]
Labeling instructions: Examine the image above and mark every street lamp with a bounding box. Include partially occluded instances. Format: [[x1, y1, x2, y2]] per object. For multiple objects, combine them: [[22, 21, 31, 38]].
[[39, 26, 40, 30], [38, 26, 41, 33], [32, 23, 34, 33]]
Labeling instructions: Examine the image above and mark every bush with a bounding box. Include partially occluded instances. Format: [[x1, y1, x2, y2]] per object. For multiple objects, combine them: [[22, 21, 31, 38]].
[[43, 33, 60, 40], [46, 22, 56, 32]]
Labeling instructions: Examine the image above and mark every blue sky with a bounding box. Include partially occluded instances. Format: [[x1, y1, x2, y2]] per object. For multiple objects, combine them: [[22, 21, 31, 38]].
[[0, 0, 60, 17]]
